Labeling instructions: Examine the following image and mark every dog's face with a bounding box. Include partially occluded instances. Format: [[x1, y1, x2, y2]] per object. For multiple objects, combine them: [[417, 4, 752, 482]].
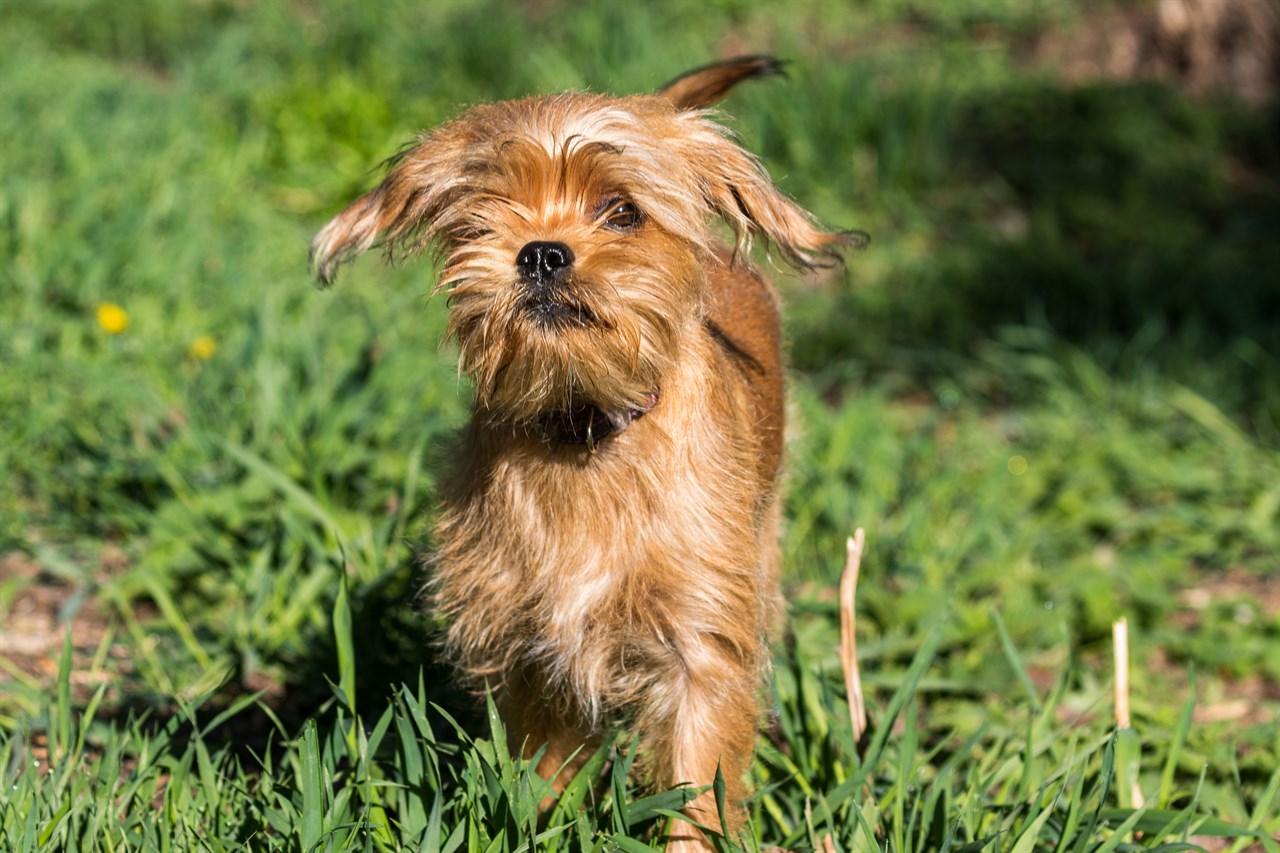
[[312, 81, 848, 423]]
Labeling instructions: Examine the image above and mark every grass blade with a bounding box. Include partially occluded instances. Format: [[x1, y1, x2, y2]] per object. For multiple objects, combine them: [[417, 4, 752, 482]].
[[991, 608, 1042, 713], [1157, 673, 1195, 808], [301, 719, 325, 850]]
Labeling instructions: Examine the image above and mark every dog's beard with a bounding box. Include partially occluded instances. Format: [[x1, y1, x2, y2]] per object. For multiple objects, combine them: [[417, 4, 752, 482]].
[[443, 246, 695, 424]]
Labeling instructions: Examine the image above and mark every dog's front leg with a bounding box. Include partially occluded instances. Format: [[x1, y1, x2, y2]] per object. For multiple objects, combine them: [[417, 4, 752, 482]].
[[498, 678, 599, 808], [639, 660, 760, 851]]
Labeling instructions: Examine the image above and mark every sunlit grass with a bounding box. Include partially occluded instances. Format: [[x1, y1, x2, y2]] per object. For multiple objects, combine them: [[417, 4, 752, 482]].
[[1, 0, 1277, 849]]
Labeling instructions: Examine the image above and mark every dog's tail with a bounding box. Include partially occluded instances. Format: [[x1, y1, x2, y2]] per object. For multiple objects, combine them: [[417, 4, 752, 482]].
[[658, 55, 785, 110]]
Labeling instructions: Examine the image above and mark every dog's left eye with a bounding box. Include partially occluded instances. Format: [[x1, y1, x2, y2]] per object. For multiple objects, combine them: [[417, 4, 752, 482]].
[[603, 201, 642, 231]]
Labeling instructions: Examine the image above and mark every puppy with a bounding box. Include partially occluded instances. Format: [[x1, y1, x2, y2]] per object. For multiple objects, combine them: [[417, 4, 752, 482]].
[[311, 56, 859, 849]]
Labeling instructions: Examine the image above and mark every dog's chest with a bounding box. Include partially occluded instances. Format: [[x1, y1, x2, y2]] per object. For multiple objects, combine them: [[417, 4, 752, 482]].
[[444, 431, 757, 642]]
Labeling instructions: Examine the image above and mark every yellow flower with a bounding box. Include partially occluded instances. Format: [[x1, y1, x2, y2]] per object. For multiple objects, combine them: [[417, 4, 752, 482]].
[[96, 302, 129, 334], [189, 335, 217, 360]]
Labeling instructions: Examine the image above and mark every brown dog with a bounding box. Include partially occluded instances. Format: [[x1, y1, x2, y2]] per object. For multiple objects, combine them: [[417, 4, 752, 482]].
[[311, 57, 859, 849]]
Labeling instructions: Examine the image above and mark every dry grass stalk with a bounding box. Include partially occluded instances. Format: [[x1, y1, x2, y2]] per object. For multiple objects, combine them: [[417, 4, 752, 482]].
[[1113, 617, 1131, 729], [1113, 616, 1146, 809], [840, 528, 868, 745]]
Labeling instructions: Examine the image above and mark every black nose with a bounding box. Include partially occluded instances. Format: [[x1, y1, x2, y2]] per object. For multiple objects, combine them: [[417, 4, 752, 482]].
[[516, 241, 574, 283]]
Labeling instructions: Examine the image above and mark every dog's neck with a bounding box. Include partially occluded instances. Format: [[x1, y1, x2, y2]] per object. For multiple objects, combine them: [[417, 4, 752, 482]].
[[532, 391, 660, 450]]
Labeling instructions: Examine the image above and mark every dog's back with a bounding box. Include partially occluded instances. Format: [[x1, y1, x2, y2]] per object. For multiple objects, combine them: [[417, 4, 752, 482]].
[[705, 256, 785, 488]]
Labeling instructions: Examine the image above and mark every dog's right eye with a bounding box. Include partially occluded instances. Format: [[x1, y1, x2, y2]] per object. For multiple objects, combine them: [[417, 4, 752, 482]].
[[603, 200, 642, 231]]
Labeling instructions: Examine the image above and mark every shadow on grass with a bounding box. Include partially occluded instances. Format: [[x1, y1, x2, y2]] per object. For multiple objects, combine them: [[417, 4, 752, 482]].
[[90, 558, 482, 769], [789, 80, 1280, 431]]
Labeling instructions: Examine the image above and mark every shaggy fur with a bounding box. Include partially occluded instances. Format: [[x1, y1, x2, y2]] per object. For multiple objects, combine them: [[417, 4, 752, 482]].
[[311, 56, 860, 850]]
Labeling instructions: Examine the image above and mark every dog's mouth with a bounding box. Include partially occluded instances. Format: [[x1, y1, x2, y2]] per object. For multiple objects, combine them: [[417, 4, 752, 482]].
[[519, 296, 598, 329], [531, 390, 660, 450]]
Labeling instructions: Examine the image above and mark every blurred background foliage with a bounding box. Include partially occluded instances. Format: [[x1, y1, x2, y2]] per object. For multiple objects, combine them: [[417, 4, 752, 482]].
[[0, 0, 1277, 840]]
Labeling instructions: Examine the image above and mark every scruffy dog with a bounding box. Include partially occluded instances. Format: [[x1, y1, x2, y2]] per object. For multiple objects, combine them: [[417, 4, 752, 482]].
[[311, 57, 859, 849]]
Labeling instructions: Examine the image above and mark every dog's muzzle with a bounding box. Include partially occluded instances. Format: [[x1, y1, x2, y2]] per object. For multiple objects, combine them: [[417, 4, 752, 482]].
[[515, 241, 596, 327]]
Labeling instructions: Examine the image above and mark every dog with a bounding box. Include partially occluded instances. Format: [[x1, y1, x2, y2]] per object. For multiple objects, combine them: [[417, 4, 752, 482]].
[[311, 56, 860, 849]]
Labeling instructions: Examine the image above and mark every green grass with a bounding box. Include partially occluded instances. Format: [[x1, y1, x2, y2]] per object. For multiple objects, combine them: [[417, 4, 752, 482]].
[[1, 0, 1278, 849]]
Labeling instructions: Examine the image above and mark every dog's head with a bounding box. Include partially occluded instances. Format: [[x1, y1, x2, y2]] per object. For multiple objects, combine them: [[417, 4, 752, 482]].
[[311, 57, 860, 423]]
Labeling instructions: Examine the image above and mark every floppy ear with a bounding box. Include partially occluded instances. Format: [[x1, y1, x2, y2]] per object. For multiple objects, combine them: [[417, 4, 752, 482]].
[[658, 55, 785, 110], [309, 133, 467, 287], [677, 119, 867, 269]]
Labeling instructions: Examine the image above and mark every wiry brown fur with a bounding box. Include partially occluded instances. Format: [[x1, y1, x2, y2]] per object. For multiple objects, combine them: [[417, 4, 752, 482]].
[[311, 58, 860, 850]]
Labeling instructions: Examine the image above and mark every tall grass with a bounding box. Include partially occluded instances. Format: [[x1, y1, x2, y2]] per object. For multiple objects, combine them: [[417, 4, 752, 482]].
[[6, 598, 1277, 850]]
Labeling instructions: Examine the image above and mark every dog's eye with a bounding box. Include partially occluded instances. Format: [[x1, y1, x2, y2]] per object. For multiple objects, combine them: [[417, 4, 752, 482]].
[[603, 200, 642, 231]]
